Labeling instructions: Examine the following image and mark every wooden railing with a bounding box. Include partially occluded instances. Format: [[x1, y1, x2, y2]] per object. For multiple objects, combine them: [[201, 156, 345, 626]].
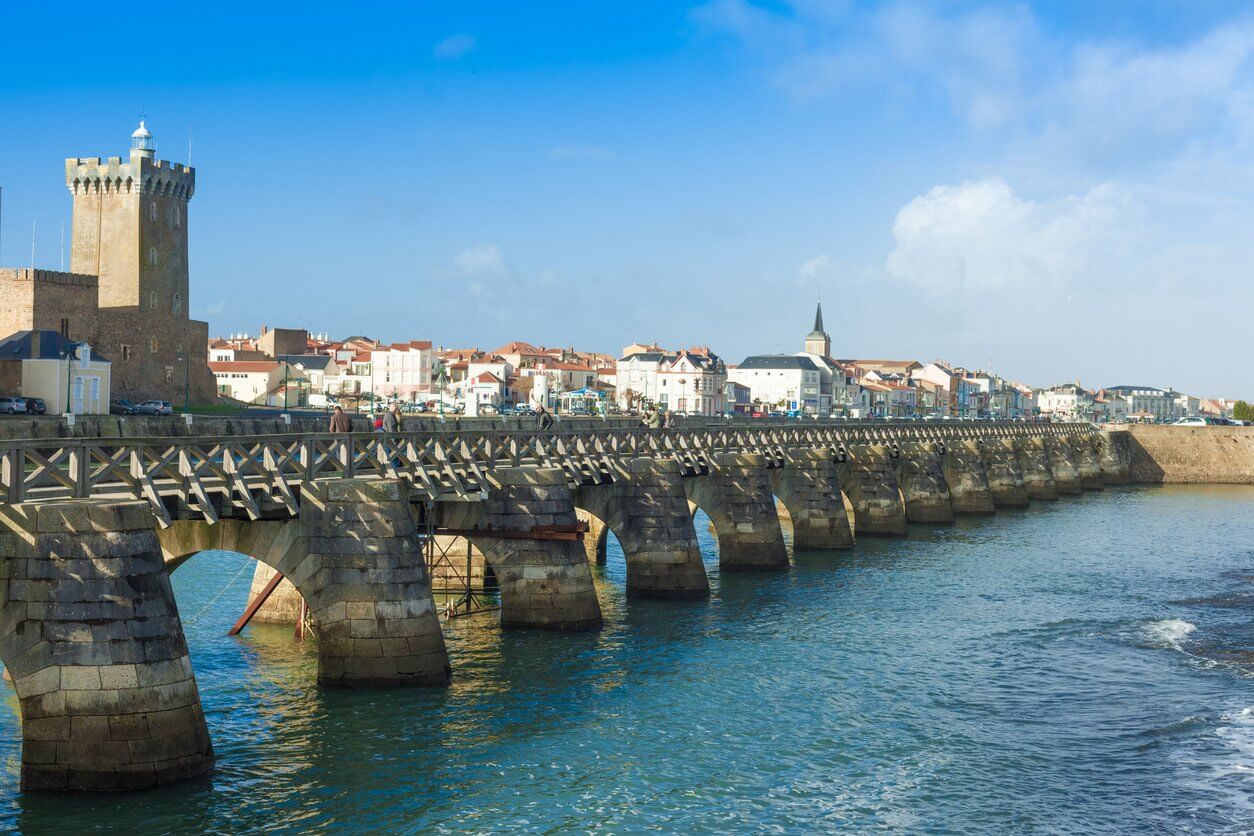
[[0, 420, 1091, 524]]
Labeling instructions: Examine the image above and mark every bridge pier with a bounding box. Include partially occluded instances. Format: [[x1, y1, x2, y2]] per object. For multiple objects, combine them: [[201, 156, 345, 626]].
[[894, 442, 955, 523], [981, 438, 1030, 508], [574, 458, 709, 599], [1070, 435, 1105, 490], [685, 453, 789, 570], [941, 440, 996, 515], [440, 467, 603, 629], [1097, 431, 1133, 485], [0, 500, 214, 791], [1015, 437, 1058, 501], [769, 449, 855, 550], [840, 445, 908, 536], [1045, 436, 1084, 495]]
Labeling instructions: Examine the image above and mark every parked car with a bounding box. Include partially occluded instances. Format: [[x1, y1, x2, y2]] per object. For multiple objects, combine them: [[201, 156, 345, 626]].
[[1174, 417, 1206, 426], [513, 404, 534, 415], [110, 399, 137, 415], [134, 400, 173, 416], [0, 396, 28, 415], [22, 397, 47, 415]]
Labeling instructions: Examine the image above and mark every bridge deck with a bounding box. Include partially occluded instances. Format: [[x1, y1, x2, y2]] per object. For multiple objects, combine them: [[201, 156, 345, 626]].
[[0, 420, 1089, 524]]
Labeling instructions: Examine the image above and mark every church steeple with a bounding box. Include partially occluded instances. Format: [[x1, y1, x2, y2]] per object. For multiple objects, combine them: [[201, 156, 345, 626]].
[[804, 299, 831, 357]]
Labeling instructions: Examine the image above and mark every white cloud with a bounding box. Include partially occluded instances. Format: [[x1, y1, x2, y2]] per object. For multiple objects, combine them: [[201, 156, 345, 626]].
[[798, 253, 837, 281], [548, 144, 617, 161], [453, 243, 510, 279], [433, 33, 476, 60], [886, 178, 1121, 291]]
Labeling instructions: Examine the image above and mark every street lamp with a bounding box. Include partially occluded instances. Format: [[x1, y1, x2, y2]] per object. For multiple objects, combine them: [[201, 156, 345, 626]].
[[434, 360, 447, 420], [177, 353, 189, 413]]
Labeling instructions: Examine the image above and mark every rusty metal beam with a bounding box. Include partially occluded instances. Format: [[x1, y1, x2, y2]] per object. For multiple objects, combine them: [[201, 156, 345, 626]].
[[227, 570, 284, 636]]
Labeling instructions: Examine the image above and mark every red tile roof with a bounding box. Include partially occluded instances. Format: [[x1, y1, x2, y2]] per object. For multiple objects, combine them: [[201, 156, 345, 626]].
[[209, 361, 279, 373]]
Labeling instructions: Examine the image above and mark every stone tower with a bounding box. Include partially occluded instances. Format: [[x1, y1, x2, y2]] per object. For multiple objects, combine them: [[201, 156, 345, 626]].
[[804, 301, 831, 357], [66, 120, 193, 313], [62, 121, 212, 402]]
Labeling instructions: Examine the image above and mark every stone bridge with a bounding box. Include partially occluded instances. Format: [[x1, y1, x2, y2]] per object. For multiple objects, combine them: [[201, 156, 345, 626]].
[[0, 419, 1129, 791]]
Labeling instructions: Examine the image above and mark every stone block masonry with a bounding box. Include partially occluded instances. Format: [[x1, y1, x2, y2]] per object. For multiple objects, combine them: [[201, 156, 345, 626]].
[[894, 442, 954, 524], [839, 444, 908, 536], [157, 482, 451, 687], [1015, 437, 1058, 501], [1045, 436, 1083, 495], [0, 499, 214, 790], [438, 467, 603, 629], [1069, 435, 1105, 491], [1116, 426, 1254, 485], [683, 453, 789, 570], [770, 448, 855, 549], [268, 479, 450, 686], [941, 440, 995, 515], [981, 438, 1029, 508], [575, 458, 709, 599]]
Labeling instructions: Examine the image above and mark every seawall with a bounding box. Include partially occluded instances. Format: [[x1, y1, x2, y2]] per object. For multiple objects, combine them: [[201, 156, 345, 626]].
[[1113, 425, 1254, 484]]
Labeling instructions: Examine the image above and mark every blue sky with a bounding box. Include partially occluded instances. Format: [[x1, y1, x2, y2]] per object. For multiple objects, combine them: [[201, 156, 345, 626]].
[[2, 1, 1251, 395]]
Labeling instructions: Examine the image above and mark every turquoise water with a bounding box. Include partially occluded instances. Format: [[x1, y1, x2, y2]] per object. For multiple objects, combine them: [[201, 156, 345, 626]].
[[1, 485, 1253, 833]]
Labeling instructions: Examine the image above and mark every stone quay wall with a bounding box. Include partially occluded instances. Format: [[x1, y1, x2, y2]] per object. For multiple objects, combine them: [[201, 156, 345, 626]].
[[1114, 425, 1254, 484]]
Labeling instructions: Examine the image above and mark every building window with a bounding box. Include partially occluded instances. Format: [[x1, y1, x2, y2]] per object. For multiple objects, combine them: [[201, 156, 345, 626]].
[[59, 318, 69, 337], [151, 337, 159, 353], [121, 345, 131, 361], [149, 203, 158, 221], [172, 293, 182, 314], [150, 291, 158, 309], [165, 366, 174, 384], [148, 247, 157, 265], [174, 206, 181, 228]]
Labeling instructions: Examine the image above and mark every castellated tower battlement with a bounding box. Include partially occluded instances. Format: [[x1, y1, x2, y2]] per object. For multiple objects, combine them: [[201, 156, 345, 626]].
[[65, 155, 195, 200]]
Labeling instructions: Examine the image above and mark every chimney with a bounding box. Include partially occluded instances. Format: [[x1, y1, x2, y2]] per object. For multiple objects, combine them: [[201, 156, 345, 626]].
[[30, 331, 41, 358]]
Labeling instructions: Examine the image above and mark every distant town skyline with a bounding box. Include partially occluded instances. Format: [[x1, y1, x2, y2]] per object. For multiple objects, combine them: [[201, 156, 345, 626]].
[[2, 1, 1252, 396]]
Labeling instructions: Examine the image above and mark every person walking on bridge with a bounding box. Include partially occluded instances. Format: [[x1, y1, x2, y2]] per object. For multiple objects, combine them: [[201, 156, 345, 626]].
[[535, 403, 555, 431], [643, 407, 662, 429], [329, 405, 353, 434], [384, 403, 403, 434]]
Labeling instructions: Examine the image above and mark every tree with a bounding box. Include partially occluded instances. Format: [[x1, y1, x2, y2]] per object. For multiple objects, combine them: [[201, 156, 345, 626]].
[[1234, 400, 1254, 421]]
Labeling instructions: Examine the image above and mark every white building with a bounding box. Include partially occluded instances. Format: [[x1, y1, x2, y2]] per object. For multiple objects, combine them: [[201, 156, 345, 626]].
[[1037, 384, 1094, 420], [1104, 386, 1180, 423], [656, 349, 727, 416], [615, 349, 674, 410], [209, 360, 301, 405], [370, 340, 434, 402], [728, 355, 822, 412]]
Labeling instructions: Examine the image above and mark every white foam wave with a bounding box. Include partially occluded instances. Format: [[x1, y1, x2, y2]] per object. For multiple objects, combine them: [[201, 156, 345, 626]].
[[1142, 618, 1197, 649]]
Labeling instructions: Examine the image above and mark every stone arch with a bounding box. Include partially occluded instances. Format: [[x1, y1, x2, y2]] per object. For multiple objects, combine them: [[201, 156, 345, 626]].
[[768, 448, 856, 550], [838, 444, 908, 536], [158, 518, 308, 627], [158, 479, 451, 686], [573, 459, 709, 599], [435, 467, 603, 628], [682, 453, 789, 571]]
